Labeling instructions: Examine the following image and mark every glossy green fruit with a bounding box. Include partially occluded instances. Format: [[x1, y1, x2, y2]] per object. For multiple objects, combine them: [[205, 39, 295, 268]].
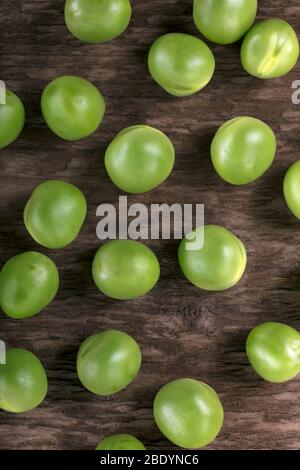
[[105, 125, 175, 193], [246, 322, 300, 383], [0, 251, 59, 319], [211, 117, 277, 185], [178, 225, 247, 291], [148, 33, 215, 97], [41, 75, 105, 140], [0, 348, 48, 413], [241, 19, 299, 79], [0, 89, 25, 149], [24, 180, 87, 249], [96, 434, 146, 450], [65, 0, 132, 44], [77, 330, 141, 396], [154, 378, 224, 449], [193, 0, 257, 45], [92, 240, 160, 300], [283, 160, 300, 219]]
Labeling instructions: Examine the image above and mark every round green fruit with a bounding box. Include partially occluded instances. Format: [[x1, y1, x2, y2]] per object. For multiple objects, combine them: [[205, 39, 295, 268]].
[[241, 19, 299, 79], [96, 434, 146, 450], [0, 348, 47, 413], [24, 180, 87, 249], [148, 33, 215, 97], [193, 0, 257, 45], [41, 75, 105, 140], [154, 378, 224, 449], [77, 330, 141, 396], [283, 160, 300, 219], [178, 225, 247, 291], [211, 116, 277, 185], [65, 0, 132, 43], [0, 89, 25, 149], [105, 125, 175, 193], [0, 251, 59, 319], [92, 240, 160, 300], [246, 322, 300, 383]]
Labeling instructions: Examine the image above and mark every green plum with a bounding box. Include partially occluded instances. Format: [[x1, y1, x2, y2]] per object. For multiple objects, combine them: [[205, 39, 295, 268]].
[[0, 251, 59, 319], [92, 240, 160, 300], [178, 225, 247, 291], [96, 434, 146, 450], [211, 116, 277, 185], [246, 322, 300, 383], [77, 330, 141, 396], [0, 348, 47, 413], [65, 0, 132, 44], [148, 33, 215, 97], [41, 75, 105, 140], [283, 160, 300, 219], [241, 19, 299, 79], [0, 89, 25, 149], [24, 180, 87, 249], [105, 125, 175, 193], [154, 378, 224, 449], [193, 0, 257, 45]]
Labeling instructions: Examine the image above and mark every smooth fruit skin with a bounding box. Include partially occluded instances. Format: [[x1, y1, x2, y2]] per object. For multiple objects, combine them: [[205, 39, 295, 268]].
[[24, 180, 87, 249], [77, 330, 141, 396], [92, 240, 160, 300], [0, 348, 48, 413], [65, 0, 132, 44], [41, 76, 105, 140], [96, 434, 146, 450], [193, 0, 257, 45], [246, 322, 300, 383], [154, 378, 224, 449], [148, 33, 215, 97], [283, 160, 300, 219], [178, 225, 247, 291], [0, 251, 59, 319], [211, 117, 277, 185], [241, 19, 299, 79], [0, 89, 25, 149], [105, 125, 175, 193]]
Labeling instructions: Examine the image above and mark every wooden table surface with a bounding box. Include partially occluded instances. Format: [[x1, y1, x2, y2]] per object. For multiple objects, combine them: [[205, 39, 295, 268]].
[[1, 0, 300, 451]]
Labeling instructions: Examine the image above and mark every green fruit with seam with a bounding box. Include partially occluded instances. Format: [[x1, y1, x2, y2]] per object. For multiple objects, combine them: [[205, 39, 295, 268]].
[[0, 251, 59, 319], [0, 89, 25, 149], [193, 0, 257, 45], [77, 330, 141, 396], [148, 33, 215, 97], [178, 225, 247, 291], [154, 378, 224, 449], [283, 160, 300, 219], [0, 348, 47, 413], [65, 0, 132, 43], [92, 240, 160, 300], [96, 434, 146, 450], [24, 180, 87, 249], [105, 125, 175, 193], [246, 322, 300, 383], [241, 19, 299, 79], [211, 116, 277, 185], [41, 75, 105, 140]]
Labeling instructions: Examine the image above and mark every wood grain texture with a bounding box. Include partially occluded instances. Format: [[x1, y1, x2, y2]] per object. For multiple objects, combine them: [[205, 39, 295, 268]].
[[1, 0, 300, 450]]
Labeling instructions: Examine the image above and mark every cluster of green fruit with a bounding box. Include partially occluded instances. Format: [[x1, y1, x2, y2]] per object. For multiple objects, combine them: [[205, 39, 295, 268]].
[[1, 0, 300, 451]]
